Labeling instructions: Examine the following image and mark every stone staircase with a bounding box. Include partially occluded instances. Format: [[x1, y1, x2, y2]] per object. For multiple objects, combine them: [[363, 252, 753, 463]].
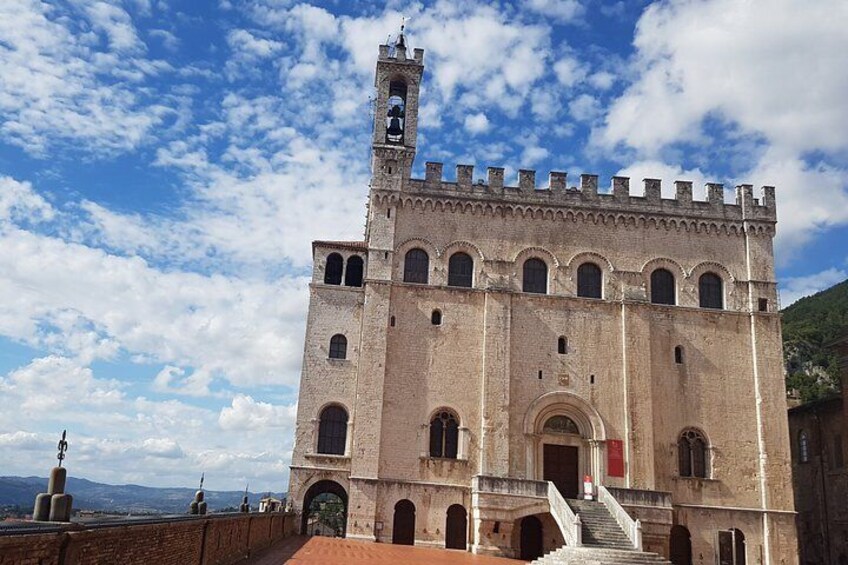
[[531, 499, 672, 564], [532, 546, 673, 564]]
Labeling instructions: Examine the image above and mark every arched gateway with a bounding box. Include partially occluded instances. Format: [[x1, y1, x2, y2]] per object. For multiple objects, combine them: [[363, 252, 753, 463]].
[[301, 480, 347, 537], [523, 391, 607, 498]]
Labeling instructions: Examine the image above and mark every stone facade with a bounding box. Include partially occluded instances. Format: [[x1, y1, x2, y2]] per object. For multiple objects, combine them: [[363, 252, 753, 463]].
[[288, 39, 799, 564], [789, 335, 848, 565]]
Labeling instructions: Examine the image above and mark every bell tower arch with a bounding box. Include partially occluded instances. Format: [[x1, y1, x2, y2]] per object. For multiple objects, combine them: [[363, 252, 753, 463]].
[[371, 26, 424, 191]]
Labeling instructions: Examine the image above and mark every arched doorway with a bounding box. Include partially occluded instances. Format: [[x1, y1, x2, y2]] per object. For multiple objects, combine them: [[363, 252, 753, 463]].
[[445, 504, 467, 550], [520, 515, 544, 561], [523, 391, 607, 488], [670, 525, 692, 565], [301, 480, 347, 537], [392, 499, 416, 545], [542, 415, 581, 498]]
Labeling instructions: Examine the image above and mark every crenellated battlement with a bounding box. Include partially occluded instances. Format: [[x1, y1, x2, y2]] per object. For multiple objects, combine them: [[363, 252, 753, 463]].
[[399, 162, 776, 222]]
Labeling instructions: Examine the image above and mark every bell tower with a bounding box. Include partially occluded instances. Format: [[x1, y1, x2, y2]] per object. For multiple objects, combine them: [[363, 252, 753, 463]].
[[371, 27, 424, 191]]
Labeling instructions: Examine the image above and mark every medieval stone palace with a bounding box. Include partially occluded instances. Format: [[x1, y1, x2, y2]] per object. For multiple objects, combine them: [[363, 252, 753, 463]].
[[288, 35, 799, 564]]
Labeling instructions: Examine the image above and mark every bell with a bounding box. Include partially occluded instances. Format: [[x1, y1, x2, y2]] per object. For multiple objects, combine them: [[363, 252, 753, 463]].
[[387, 117, 403, 137]]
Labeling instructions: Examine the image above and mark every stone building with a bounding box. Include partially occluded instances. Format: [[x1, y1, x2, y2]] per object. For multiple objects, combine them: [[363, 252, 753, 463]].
[[288, 35, 799, 564], [789, 335, 848, 565]]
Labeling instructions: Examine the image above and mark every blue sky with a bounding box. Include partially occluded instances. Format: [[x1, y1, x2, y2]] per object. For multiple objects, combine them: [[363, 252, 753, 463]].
[[0, 0, 847, 491]]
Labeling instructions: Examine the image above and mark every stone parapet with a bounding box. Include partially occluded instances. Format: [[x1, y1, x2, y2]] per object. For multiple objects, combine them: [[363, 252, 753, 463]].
[[412, 164, 776, 223], [0, 512, 294, 565]]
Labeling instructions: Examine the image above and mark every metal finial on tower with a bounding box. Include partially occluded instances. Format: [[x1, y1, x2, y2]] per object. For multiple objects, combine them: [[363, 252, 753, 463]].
[[199, 472, 204, 491], [56, 430, 68, 468], [395, 17, 406, 50]]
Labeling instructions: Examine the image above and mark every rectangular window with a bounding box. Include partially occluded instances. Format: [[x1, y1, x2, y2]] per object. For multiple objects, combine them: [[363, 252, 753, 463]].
[[758, 298, 768, 312]]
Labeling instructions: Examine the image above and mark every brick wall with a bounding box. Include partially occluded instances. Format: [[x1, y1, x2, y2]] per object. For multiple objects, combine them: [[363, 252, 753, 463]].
[[0, 513, 294, 565]]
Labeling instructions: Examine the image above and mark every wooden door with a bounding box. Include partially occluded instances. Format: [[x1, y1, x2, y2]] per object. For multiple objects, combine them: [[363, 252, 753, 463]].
[[392, 499, 415, 545], [543, 444, 579, 498], [445, 504, 467, 550], [520, 515, 544, 560]]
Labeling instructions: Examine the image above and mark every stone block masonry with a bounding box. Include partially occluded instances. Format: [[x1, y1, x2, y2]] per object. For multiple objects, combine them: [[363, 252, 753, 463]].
[[0, 512, 294, 565]]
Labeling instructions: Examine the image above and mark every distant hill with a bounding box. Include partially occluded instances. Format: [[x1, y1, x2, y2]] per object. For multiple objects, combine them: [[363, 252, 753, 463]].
[[0, 476, 285, 515], [782, 278, 848, 402]]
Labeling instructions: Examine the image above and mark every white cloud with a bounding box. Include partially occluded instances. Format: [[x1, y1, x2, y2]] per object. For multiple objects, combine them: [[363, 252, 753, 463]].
[[0, 177, 55, 224], [524, 0, 584, 23], [600, 0, 848, 155], [0, 0, 181, 155], [568, 94, 601, 123], [779, 267, 848, 307], [553, 56, 587, 88], [218, 394, 296, 431], [464, 113, 490, 134]]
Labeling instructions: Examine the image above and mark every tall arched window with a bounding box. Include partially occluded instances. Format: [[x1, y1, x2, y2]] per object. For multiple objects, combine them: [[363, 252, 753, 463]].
[[577, 262, 602, 298], [328, 334, 347, 360], [386, 81, 407, 145], [344, 255, 364, 287], [523, 258, 547, 294], [324, 253, 343, 285], [675, 346, 684, 365], [403, 249, 429, 284], [699, 272, 723, 309], [558, 336, 568, 355], [448, 252, 473, 288], [678, 429, 708, 478], [317, 406, 348, 455], [798, 430, 810, 463], [429, 410, 459, 459], [651, 268, 676, 305]]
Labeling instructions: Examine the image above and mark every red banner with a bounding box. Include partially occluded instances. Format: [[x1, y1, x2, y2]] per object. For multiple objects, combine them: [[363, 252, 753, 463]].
[[607, 439, 624, 477]]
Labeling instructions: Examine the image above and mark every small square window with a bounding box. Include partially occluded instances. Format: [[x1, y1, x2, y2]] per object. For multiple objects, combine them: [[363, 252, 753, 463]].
[[758, 298, 768, 312]]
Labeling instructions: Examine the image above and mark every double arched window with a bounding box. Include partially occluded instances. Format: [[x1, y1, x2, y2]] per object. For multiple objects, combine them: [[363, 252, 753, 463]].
[[651, 268, 676, 305], [404, 249, 429, 284], [523, 258, 547, 294], [699, 272, 723, 309], [430, 410, 459, 459], [329, 334, 347, 360], [324, 253, 363, 287], [678, 429, 708, 478], [577, 263, 602, 298], [317, 406, 348, 455], [448, 252, 473, 288]]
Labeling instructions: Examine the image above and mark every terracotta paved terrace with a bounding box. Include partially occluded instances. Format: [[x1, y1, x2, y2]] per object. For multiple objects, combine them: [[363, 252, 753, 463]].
[[248, 536, 527, 565]]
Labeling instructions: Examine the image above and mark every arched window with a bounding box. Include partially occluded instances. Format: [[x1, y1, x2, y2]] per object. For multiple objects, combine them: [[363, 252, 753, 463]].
[[448, 252, 473, 288], [678, 429, 708, 478], [324, 253, 343, 285], [386, 81, 407, 145], [430, 410, 459, 459], [328, 334, 347, 360], [798, 431, 809, 463], [403, 248, 429, 284], [523, 258, 547, 294], [675, 345, 684, 365], [699, 272, 723, 309], [577, 262, 602, 298], [344, 255, 364, 287], [558, 336, 567, 355], [651, 268, 676, 305], [317, 406, 348, 455], [431, 310, 442, 325], [719, 529, 746, 565]]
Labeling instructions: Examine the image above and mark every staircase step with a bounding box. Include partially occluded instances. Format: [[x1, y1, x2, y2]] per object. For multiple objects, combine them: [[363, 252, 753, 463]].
[[532, 546, 674, 565]]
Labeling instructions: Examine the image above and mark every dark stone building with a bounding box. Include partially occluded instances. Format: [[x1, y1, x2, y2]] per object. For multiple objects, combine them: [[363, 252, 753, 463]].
[[789, 335, 848, 565]]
